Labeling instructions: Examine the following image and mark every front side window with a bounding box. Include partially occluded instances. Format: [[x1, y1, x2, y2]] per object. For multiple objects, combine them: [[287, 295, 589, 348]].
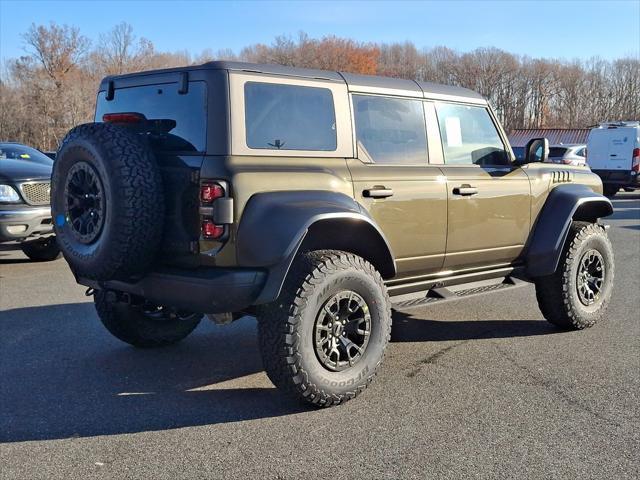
[[353, 95, 427, 165], [435, 103, 509, 166], [244, 82, 337, 151]]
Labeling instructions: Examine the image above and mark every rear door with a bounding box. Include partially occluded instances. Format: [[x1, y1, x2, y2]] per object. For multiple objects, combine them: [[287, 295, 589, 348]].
[[95, 79, 209, 262], [432, 102, 531, 270], [347, 94, 447, 280]]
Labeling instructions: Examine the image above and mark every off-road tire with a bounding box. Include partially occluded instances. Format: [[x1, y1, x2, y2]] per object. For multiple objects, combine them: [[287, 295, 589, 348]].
[[20, 236, 61, 261], [603, 184, 619, 198], [535, 222, 614, 329], [257, 250, 392, 407], [94, 290, 202, 348], [51, 123, 163, 280]]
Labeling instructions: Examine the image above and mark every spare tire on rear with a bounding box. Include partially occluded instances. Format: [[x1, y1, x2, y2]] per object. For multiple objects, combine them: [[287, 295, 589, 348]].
[[51, 122, 164, 281]]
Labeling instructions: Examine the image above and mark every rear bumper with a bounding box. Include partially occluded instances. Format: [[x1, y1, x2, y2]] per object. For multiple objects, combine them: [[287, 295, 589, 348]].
[[592, 169, 639, 186], [0, 206, 53, 242], [77, 267, 267, 314]]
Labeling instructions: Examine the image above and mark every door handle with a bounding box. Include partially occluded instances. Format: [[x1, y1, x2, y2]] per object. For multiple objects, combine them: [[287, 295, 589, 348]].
[[453, 185, 478, 196], [363, 186, 394, 198]]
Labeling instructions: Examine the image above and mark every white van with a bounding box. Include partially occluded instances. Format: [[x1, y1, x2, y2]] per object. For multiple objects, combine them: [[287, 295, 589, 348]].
[[587, 121, 640, 197]]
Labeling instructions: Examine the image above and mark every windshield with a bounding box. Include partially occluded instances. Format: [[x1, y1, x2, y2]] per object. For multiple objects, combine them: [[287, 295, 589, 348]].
[[549, 147, 568, 158], [511, 146, 525, 161], [0, 144, 53, 165]]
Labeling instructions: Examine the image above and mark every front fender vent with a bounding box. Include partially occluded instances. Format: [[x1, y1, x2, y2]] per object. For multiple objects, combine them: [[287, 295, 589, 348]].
[[551, 171, 573, 184]]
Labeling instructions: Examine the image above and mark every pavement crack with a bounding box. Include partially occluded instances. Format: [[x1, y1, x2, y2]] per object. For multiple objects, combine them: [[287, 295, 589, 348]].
[[494, 344, 624, 429], [406, 326, 502, 378]]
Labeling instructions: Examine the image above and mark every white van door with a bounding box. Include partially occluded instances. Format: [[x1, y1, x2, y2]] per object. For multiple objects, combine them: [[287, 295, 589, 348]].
[[588, 127, 637, 171], [607, 128, 635, 169]]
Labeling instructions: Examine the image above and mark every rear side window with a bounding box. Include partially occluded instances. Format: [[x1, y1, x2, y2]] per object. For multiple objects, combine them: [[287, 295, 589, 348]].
[[435, 103, 509, 166], [244, 82, 337, 151], [353, 95, 427, 165], [95, 81, 207, 153]]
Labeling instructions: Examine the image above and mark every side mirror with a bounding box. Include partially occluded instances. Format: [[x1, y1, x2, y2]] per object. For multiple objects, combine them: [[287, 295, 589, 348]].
[[524, 137, 549, 164]]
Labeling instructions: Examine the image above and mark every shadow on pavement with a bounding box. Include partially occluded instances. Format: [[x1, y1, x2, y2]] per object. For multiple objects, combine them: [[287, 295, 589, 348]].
[[608, 208, 640, 221], [0, 301, 564, 442], [390, 309, 559, 343], [0, 303, 304, 443]]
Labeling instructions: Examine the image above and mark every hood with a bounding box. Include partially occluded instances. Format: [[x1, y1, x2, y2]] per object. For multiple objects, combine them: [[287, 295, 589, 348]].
[[0, 158, 52, 183]]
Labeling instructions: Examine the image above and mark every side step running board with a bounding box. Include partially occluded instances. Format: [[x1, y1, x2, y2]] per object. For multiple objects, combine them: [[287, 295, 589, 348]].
[[392, 276, 529, 310]]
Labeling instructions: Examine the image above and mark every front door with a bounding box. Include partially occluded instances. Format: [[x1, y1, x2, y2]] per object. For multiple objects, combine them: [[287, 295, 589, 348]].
[[433, 102, 531, 270], [347, 94, 447, 280]]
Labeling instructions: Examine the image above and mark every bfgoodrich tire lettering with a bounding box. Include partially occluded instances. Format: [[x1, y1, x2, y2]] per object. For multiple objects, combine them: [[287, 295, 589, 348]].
[[257, 250, 392, 407], [51, 122, 164, 280], [535, 221, 614, 329]]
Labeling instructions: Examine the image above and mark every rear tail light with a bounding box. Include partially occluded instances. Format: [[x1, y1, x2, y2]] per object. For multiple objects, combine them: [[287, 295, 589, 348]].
[[200, 181, 228, 240], [200, 183, 224, 203], [202, 219, 224, 240], [632, 148, 640, 173]]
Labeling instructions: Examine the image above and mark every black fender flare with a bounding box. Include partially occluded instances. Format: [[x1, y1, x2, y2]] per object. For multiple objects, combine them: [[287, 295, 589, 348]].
[[236, 190, 396, 304], [525, 184, 613, 277]]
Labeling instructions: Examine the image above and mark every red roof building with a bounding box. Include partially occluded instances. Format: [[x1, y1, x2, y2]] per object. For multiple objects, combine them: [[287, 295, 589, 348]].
[[508, 129, 591, 147]]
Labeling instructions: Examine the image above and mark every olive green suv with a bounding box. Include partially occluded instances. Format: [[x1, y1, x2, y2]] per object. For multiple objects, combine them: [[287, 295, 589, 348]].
[[51, 62, 615, 407]]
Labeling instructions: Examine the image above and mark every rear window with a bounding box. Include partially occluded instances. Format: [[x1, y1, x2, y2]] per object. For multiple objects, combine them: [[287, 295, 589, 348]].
[[95, 81, 207, 153], [244, 82, 337, 151], [549, 147, 568, 158], [353, 95, 427, 165]]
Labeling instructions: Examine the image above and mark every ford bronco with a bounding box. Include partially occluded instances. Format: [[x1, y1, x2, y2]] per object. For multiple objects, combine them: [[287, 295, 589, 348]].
[[51, 62, 615, 407]]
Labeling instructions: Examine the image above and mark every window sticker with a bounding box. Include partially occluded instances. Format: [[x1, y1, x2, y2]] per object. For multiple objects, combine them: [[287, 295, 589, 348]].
[[20, 154, 31, 159], [445, 116, 462, 147]]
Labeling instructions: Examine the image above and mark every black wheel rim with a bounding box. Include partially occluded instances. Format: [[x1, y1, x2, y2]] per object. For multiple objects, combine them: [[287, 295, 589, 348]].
[[64, 162, 105, 244], [314, 291, 371, 372], [577, 249, 605, 306]]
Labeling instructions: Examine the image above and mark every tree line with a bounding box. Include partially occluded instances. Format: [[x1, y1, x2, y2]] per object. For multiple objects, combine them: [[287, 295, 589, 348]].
[[1, 23, 638, 151]]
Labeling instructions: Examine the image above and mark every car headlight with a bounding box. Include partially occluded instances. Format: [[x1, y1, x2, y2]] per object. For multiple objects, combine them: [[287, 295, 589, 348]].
[[0, 184, 22, 203]]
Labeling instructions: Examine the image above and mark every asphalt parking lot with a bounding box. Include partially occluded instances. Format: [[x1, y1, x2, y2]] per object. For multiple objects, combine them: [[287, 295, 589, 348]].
[[1, 192, 639, 479]]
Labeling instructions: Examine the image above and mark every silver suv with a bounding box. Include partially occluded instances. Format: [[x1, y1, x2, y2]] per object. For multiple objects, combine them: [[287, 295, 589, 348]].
[[548, 144, 587, 167]]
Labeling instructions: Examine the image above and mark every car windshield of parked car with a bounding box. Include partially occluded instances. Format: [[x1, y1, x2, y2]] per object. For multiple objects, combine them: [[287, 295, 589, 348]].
[[549, 147, 569, 158], [0, 144, 53, 165]]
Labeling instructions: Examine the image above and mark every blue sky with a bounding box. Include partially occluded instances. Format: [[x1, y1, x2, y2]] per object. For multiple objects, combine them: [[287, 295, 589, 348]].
[[1, 0, 639, 62]]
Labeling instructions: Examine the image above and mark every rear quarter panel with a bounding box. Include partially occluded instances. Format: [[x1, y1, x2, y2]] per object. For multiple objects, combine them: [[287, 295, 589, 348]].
[[199, 155, 354, 266]]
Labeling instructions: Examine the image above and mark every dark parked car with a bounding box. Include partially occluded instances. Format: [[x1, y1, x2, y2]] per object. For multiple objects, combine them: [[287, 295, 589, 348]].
[[0, 143, 60, 261]]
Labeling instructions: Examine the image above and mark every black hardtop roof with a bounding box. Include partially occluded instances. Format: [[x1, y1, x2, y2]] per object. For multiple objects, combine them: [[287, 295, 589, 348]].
[[100, 60, 485, 102]]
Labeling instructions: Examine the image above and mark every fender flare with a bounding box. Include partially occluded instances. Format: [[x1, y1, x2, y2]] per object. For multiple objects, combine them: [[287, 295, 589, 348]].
[[525, 184, 613, 277], [236, 190, 396, 304]]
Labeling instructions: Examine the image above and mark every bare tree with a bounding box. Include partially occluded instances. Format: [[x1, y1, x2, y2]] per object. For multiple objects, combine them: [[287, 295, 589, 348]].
[[94, 22, 154, 75], [2, 25, 639, 150], [22, 22, 90, 88]]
